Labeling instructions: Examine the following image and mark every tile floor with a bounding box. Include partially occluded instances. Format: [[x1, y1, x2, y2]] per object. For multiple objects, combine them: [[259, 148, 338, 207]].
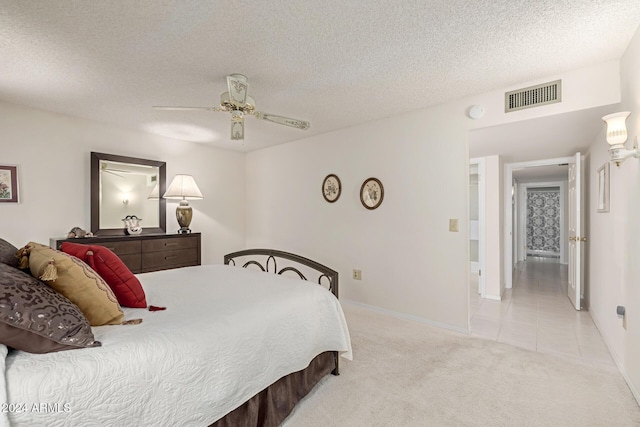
[[470, 256, 616, 370]]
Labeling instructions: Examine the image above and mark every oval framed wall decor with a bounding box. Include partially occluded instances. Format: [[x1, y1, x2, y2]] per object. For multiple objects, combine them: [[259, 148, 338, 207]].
[[322, 174, 341, 203], [360, 177, 384, 210]]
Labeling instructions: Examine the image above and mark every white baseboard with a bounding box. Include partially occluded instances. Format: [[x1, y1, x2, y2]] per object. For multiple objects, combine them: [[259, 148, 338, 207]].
[[341, 300, 469, 334], [484, 294, 501, 301], [589, 312, 640, 406]]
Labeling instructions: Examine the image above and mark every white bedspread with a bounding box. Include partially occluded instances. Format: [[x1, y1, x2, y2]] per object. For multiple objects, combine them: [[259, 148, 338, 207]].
[[2, 265, 352, 427]]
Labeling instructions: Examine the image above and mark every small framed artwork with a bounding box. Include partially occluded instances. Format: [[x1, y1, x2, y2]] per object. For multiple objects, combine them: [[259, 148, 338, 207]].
[[322, 174, 341, 203], [0, 165, 18, 203], [597, 162, 609, 213], [360, 177, 384, 210]]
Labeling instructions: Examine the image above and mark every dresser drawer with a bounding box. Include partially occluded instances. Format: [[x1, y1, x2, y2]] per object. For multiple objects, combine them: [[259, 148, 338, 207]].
[[116, 254, 142, 273], [93, 241, 142, 273], [94, 240, 141, 255], [142, 236, 198, 252], [141, 248, 199, 271]]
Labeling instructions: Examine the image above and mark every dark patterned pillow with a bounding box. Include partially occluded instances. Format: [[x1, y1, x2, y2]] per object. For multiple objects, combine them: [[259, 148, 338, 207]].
[[0, 263, 101, 353], [0, 238, 19, 268]]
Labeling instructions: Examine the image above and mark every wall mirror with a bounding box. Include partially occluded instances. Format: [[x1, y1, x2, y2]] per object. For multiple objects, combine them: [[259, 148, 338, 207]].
[[91, 152, 166, 235]]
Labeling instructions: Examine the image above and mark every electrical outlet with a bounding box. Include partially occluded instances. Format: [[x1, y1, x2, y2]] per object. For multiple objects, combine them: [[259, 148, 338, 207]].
[[352, 269, 362, 280]]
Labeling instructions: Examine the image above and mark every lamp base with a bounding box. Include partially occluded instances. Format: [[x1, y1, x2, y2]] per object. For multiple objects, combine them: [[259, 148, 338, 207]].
[[176, 201, 193, 233]]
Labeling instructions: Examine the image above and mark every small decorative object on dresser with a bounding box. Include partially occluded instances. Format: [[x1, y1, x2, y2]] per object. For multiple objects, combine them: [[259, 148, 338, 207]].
[[67, 226, 94, 239], [122, 215, 143, 235], [51, 233, 201, 274], [360, 177, 384, 210], [0, 165, 18, 203], [322, 174, 341, 203]]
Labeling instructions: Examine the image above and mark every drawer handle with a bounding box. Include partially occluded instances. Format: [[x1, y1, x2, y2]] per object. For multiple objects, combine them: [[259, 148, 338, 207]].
[[164, 243, 178, 247], [164, 255, 178, 260]]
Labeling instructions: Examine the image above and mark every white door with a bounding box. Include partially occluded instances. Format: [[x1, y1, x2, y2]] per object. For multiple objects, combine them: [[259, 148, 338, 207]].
[[568, 152, 584, 310]]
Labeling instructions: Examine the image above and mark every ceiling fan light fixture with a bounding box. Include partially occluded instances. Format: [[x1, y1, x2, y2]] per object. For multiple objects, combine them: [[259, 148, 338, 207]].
[[230, 110, 243, 122], [220, 92, 255, 112], [153, 74, 310, 141]]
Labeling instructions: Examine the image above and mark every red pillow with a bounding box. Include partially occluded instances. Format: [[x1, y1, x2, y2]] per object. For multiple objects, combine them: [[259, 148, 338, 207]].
[[61, 242, 147, 308]]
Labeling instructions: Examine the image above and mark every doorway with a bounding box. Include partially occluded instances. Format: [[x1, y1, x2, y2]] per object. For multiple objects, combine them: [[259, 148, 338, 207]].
[[505, 157, 573, 288], [504, 155, 584, 310]]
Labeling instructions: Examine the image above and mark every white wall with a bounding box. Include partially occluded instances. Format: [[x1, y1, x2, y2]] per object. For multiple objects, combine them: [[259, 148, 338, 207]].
[[246, 103, 471, 331], [0, 101, 245, 265], [587, 24, 640, 401]]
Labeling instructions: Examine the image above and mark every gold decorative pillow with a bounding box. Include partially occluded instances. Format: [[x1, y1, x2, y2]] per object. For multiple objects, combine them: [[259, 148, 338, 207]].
[[25, 242, 124, 326]]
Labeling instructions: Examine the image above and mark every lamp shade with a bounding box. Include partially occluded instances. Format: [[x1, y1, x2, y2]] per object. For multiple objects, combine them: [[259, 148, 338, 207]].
[[147, 183, 159, 200], [163, 175, 204, 200], [602, 111, 630, 146]]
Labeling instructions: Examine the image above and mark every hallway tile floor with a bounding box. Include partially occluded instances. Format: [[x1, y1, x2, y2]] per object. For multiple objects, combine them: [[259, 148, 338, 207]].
[[470, 257, 617, 370]]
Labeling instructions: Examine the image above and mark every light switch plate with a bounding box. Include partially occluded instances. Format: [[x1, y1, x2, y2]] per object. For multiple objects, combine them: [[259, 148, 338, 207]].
[[449, 218, 459, 232]]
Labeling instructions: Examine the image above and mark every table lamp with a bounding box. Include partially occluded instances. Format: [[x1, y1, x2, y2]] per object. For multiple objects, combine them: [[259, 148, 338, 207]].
[[163, 174, 203, 233]]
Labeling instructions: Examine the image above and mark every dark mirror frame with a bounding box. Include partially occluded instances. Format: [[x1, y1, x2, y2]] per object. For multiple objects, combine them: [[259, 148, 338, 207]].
[[90, 152, 166, 236]]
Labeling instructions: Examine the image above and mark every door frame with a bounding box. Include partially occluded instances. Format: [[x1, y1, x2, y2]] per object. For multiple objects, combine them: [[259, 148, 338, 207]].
[[567, 152, 584, 310], [504, 156, 574, 289], [470, 157, 486, 298]]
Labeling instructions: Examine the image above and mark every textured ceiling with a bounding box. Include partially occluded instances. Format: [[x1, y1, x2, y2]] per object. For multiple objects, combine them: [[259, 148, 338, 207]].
[[1, 1, 639, 152]]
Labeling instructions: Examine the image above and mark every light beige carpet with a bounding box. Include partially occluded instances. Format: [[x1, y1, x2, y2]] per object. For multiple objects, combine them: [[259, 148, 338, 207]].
[[282, 304, 640, 427]]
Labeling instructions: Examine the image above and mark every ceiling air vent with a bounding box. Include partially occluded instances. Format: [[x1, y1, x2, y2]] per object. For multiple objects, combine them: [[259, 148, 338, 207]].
[[505, 80, 561, 113]]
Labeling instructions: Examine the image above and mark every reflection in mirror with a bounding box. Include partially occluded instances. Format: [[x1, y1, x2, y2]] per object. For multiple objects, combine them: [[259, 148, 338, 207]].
[[99, 160, 159, 228], [91, 152, 166, 236]]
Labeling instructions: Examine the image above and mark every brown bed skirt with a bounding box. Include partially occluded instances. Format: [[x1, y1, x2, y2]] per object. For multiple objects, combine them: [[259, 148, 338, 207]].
[[209, 351, 336, 427]]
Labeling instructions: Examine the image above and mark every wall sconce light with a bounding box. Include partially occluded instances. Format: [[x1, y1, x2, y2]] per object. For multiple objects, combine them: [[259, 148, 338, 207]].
[[602, 111, 638, 166], [122, 193, 130, 205]]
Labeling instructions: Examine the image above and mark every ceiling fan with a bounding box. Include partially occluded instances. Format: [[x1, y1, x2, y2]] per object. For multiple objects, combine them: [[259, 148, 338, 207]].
[[153, 74, 310, 141]]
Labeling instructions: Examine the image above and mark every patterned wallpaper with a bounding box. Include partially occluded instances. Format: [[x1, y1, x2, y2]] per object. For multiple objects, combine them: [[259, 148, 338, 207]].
[[526, 189, 560, 254]]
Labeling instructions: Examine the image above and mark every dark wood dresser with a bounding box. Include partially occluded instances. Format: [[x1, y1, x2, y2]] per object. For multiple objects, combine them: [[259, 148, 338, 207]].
[[50, 233, 201, 274]]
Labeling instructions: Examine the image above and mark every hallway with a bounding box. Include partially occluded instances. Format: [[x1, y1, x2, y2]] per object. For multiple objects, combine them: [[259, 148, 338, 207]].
[[470, 257, 616, 370]]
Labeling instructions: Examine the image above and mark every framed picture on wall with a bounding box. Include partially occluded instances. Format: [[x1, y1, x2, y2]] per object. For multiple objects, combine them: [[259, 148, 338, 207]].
[[0, 165, 18, 203], [597, 162, 609, 213], [360, 177, 384, 210], [322, 174, 341, 203]]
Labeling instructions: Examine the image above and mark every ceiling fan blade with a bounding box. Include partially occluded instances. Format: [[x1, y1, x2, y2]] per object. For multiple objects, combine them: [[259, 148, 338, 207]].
[[227, 74, 248, 107], [152, 106, 221, 112], [101, 163, 131, 175], [254, 111, 310, 130], [231, 114, 244, 140]]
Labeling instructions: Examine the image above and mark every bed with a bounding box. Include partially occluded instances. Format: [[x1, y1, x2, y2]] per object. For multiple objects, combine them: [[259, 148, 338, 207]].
[[0, 245, 352, 427]]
